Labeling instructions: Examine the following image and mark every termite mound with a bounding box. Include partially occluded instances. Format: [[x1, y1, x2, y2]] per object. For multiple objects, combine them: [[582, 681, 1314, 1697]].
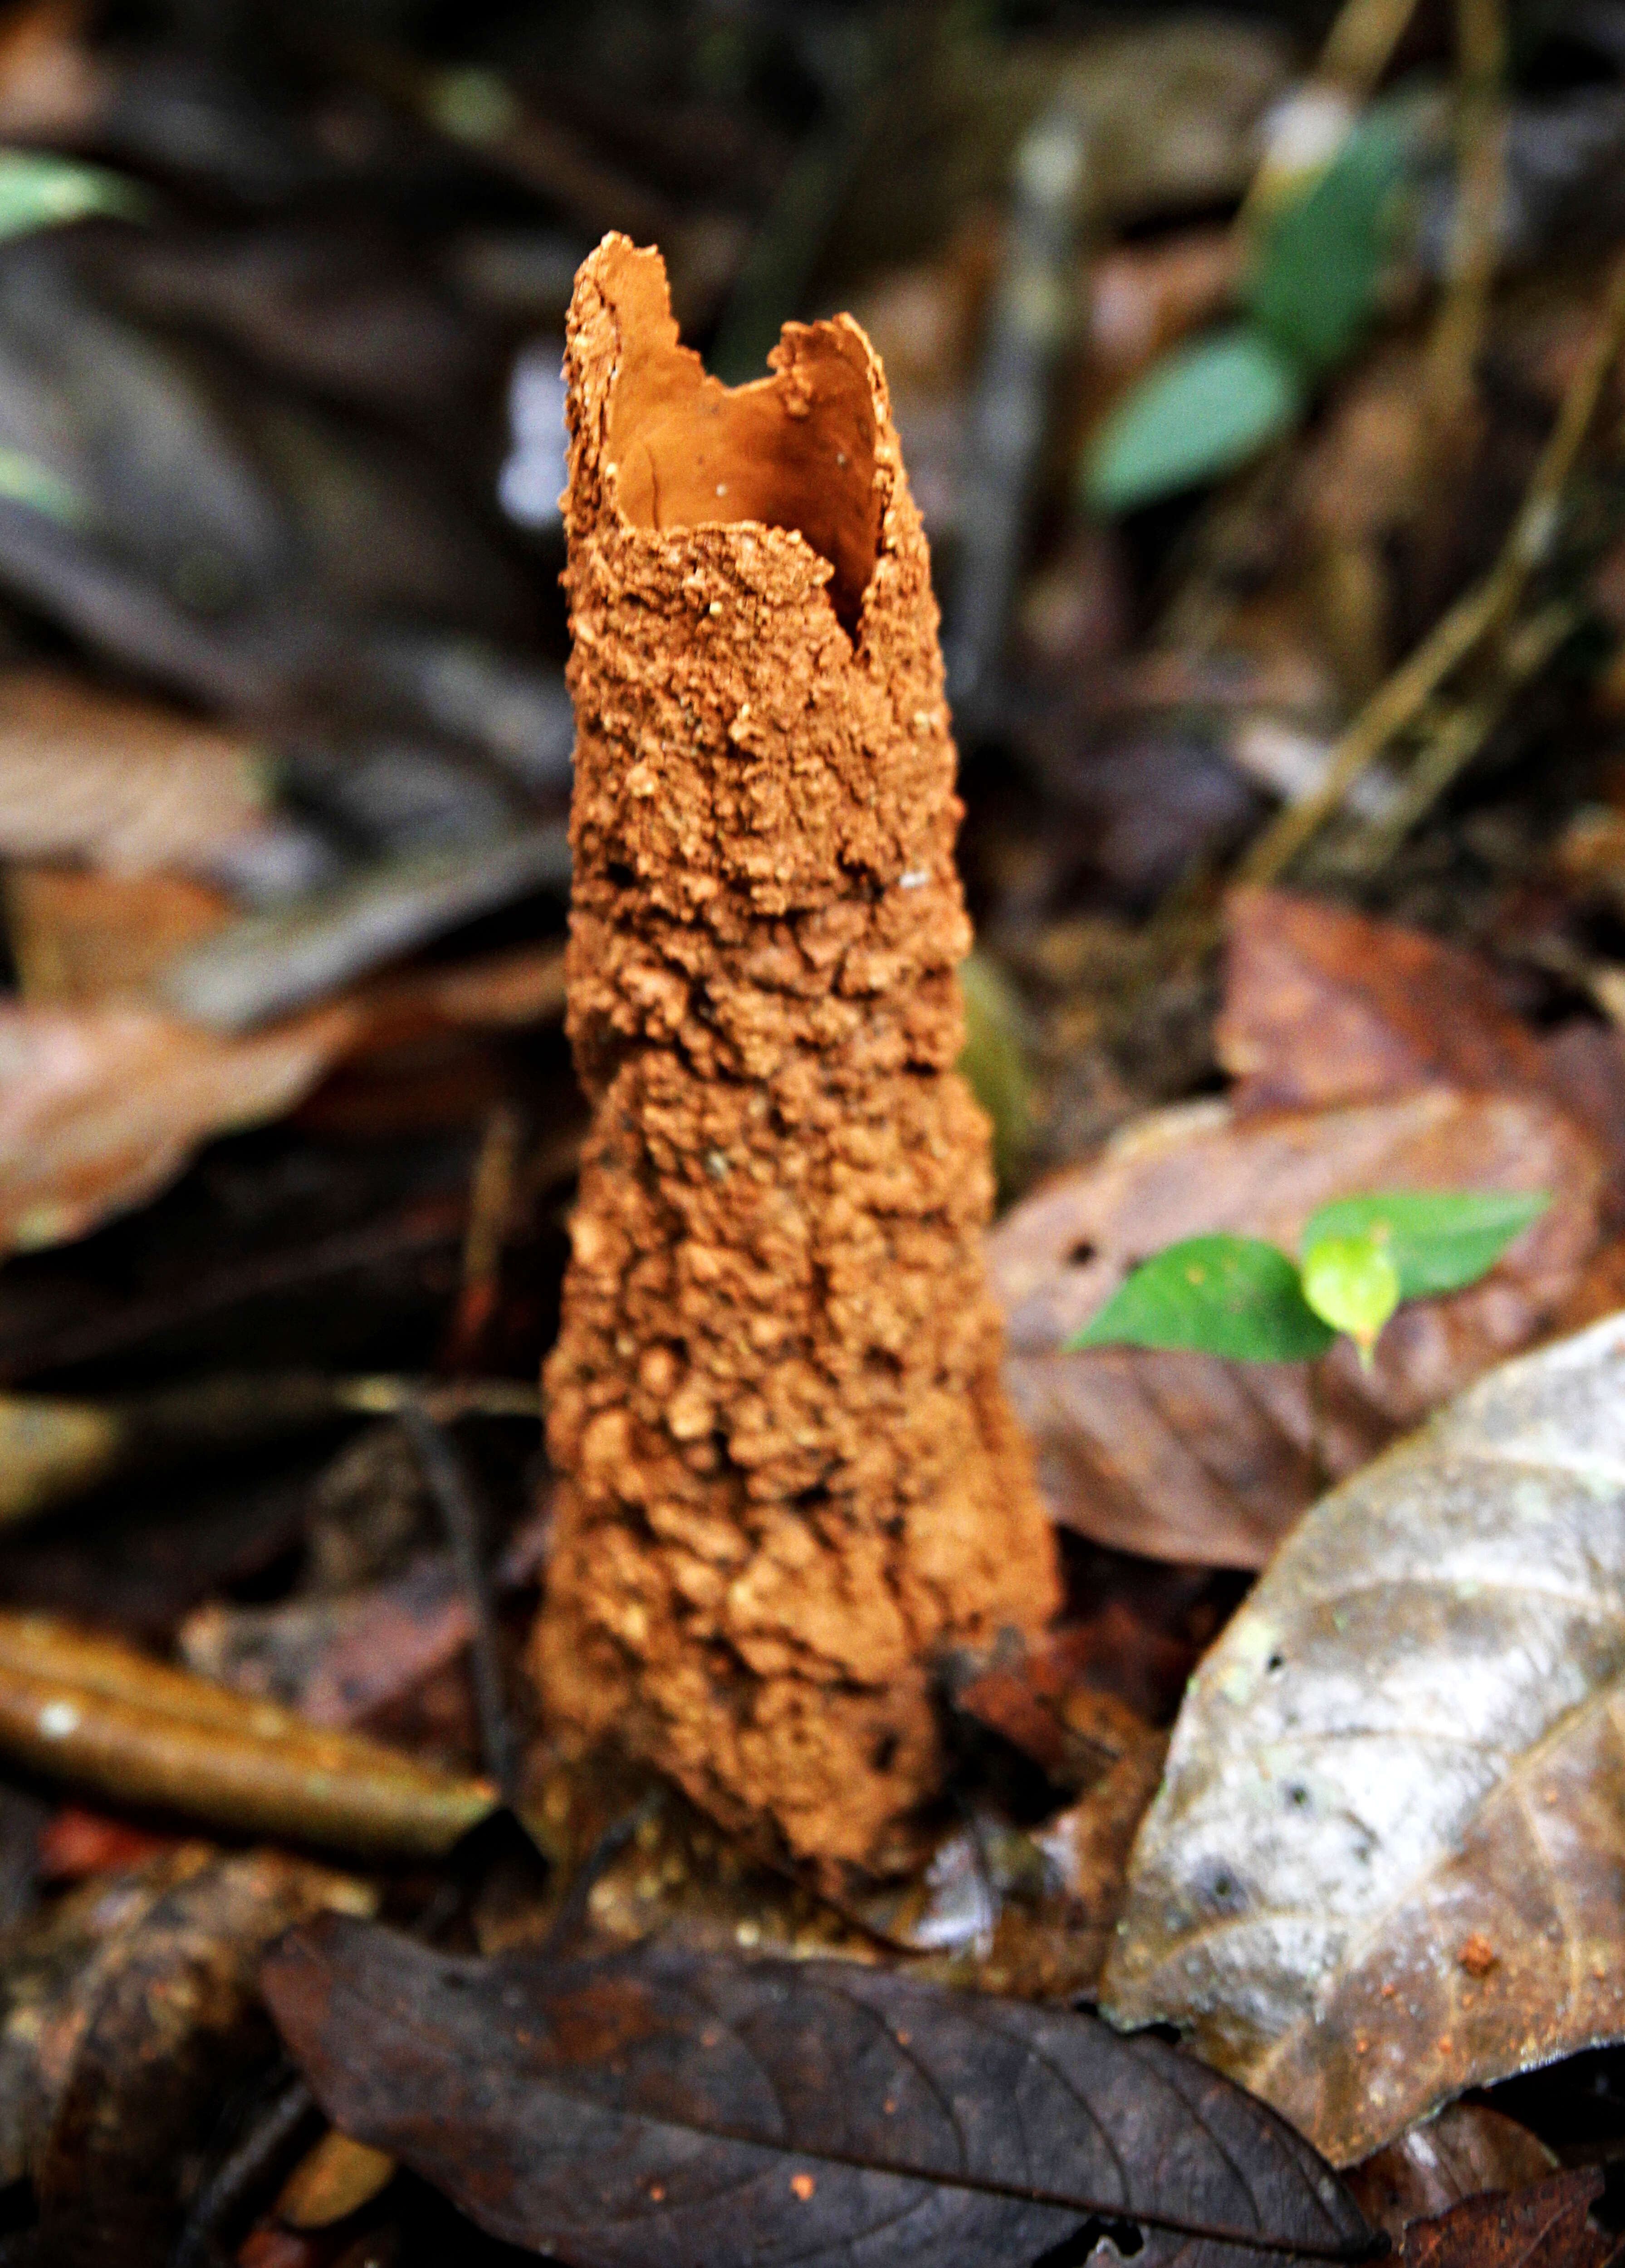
[[533, 233, 1059, 1879]]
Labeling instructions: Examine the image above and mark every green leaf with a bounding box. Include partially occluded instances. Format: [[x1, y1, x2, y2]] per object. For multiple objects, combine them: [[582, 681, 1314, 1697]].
[[0, 150, 147, 241], [1245, 106, 1410, 376], [1083, 326, 1304, 515], [1301, 1232, 1400, 1366], [1301, 1189, 1550, 1302], [1067, 1233, 1335, 1362]]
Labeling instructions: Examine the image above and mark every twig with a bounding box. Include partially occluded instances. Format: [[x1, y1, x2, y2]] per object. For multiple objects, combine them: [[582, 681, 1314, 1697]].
[[946, 96, 1091, 723], [1334, 596, 1579, 868], [399, 1398, 518, 1808], [337, 1374, 542, 1422], [1240, 259, 1625, 884], [170, 2071, 318, 2268], [1420, 0, 1506, 449], [538, 1791, 665, 1957], [1236, 0, 1421, 238], [1319, 0, 1424, 98]]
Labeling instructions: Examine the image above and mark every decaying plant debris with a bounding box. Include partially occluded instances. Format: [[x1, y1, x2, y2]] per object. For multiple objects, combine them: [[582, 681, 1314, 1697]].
[[533, 236, 1058, 1878]]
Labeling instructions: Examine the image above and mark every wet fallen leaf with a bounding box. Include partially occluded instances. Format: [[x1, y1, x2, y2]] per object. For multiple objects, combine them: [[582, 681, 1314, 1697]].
[[0, 1844, 370, 2262], [1398, 2166, 1621, 2265], [1218, 886, 1547, 1112], [989, 1085, 1599, 1564], [0, 670, 270, 876], [0, 1611, 497, 1857], [1102, 1310, 1625, 2163], [265, 1917, 1373, 2267], [1346, 2102, 1557, 2240], [0, 941, 565, 1252]]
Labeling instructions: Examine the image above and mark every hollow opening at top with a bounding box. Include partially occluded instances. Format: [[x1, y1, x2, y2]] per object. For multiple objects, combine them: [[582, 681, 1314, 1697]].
[[600, 241, 882, 635]]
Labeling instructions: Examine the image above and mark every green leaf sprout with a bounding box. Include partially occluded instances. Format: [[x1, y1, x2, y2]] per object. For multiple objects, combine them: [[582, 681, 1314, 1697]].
[[1067, 1188, 1549, 1365]]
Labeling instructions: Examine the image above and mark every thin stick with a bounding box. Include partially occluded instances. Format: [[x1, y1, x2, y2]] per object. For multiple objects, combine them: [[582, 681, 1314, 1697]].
[[1336, 597, 1579, 868], [1235, 0, 1421, 238], [1420, 0, 1506, 449], [1241, 259, 1625, 884], [1319, 0, 1424, 95], [444, 1102, 523, 1371], [399, 1399, 518, 1808], [336, 1374, 542, 1421]]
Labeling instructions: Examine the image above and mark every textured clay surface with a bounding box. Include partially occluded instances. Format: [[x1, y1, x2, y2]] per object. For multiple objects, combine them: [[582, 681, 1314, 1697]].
[[533, 235, 1058, 1878]]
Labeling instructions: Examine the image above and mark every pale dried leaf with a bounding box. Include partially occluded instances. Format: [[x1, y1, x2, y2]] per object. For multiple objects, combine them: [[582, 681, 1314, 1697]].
[[0, 997, 361, 1251], [0, 670, 268, 875], [1102, 1311, 1625, 2162]]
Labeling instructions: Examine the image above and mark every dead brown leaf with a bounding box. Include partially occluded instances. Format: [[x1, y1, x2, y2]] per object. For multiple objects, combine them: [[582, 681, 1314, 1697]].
[[0, 1843, 370, 2263], [1398, 2166, 1622, 2265], [0, 941, 565, 1253], [989, 1084, 1601, 1564], [5, 865, 233, 1002], [179, 1558, 475, 1730], [1346, 2103, 1558, 2240], [0, 995, 362, 1251], [0, 670, 269, 876], [1012, 1730, 1169, 1995], [1218, 885, 1547, 1113], [0, 1611, 498, 1857]]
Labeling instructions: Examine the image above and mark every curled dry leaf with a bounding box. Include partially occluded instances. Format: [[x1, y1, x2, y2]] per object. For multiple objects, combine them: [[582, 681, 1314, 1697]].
[[0, 940, 565, 1253], [1102, 1312, 1625, 2163], [0, 1844, 371, 2263], [274, 2129, 398, 2231], [0, 1611, 497, 1857], [265, 1915, 1373, 2268], [989, 1085, 1599, 1565], [0, 1372, 540, 1530]]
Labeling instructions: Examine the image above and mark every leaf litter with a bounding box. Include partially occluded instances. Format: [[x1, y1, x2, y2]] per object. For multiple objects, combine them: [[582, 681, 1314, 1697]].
[[6, 1, 1625, 2259], [1103, 1309, 1625, 2164], [264, 1916, 1374, 2268]]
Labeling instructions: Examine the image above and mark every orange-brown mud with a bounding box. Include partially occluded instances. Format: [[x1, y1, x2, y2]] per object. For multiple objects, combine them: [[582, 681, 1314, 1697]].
[[532, 235, 1058, 1879]]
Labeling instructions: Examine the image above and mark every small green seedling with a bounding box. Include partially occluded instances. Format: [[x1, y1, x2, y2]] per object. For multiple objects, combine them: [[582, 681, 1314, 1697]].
[[1066, 1188, 1550, 1370]]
